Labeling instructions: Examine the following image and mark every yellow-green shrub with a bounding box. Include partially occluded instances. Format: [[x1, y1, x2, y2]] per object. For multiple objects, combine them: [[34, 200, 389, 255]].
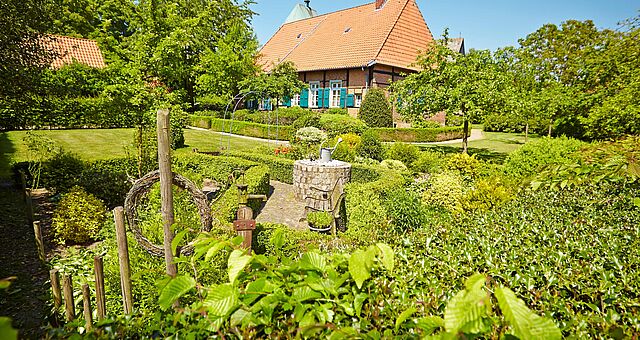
[[446, 153, 482, 181], [52, 186, 106, 244], [461, 177, 514, 212], [421, 172, 465, 213]]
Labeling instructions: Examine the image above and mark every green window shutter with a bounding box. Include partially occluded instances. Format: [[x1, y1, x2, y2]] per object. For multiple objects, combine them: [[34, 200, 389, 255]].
[[347, 94, 355, 107], [283, 96, 291, 107], [300, 89, 309, 108], [340, 88, 347, 107], [323, 88, 330, 108]]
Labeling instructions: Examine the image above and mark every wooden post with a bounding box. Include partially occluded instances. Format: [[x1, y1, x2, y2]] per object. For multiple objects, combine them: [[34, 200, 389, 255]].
[[50, 269, 62, 311], [93, 256, 106, 320], [157, 109, 177, 277], [33, 221, 45, 263], [62, 274, 75, 322], [81, 284, 93, 331], [113, 207, 133, 314], [19, 171, 34, 225]]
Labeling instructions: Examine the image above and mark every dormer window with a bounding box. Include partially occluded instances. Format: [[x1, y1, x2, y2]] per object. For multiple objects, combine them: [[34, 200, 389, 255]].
[[297, 33, 302, 39], [344, 27, 352, 34]]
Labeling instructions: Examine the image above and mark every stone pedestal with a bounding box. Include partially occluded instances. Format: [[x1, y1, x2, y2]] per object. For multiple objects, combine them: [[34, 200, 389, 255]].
[[293, 160, 352, 201]]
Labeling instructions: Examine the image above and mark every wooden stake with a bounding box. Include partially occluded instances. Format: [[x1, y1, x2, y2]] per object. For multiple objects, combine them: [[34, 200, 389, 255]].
[[50, 269, 62, 311], [62, 274, 75, 322], [81, 284, 93, 331], [19, 171, 34, 225], [33, 221, 45, 263], [157, 109, 177, 278], [113, 207, 133, 314], [93, 256, 106, 320]]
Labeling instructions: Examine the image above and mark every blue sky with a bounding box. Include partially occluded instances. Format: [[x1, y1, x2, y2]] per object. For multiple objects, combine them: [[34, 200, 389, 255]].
[[249, 0, 639, 51]]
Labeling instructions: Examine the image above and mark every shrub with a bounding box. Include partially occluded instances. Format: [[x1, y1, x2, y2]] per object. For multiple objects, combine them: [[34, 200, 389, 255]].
[[358, 88, 392, 127], [319, 114, 368, 136], [189, 116, 294, 141], [460, 177, 514, 212], [380, 159, 408, 171], [446, 153, 482, 181], [306, 211, 333, 228], [223, 151, 295, 184], [412, 150, 445, 174], [421, 172, 465, 213], [386, 142, 420, 168], [412, 120, 441, 129], [370, 126, 464, 142], [330, 133, 361, 163], [291, 113, 321, 130], [384, 189, 427, 232], [52, 186, 107, 244], [356, 130, 384, 161], [503, 137, 585, 179], [294, 127, 327, 145], [253, 223, 334, 258], [323, 108, 348, 115], [39, 152, 85, 193]]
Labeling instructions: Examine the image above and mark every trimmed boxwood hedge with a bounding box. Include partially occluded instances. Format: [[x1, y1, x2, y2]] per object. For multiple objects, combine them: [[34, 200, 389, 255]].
[[370, 126, 464, 142], [189, 116, 294, 141]]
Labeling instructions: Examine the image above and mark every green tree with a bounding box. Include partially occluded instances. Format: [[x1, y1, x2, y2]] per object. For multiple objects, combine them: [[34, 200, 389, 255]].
[[359, 87, 392, 127], [241, 61, 307, 112], [393, 39, 499, 153]]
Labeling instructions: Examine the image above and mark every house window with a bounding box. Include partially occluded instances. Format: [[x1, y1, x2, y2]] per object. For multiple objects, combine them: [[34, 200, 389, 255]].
[[330, 80, 342, 108], [291, 94, 300, 107], [310, 81, 320, 108], [355, 93, 362, 107]]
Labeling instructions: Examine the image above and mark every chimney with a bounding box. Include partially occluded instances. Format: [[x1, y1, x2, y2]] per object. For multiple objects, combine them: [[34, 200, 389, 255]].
[[375, 0, 387, 10], [304, 0, 311, 9]]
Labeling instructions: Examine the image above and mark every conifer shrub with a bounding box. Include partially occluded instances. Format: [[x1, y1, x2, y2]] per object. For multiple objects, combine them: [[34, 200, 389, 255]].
[[356, 130, 385, 161], [358, 88, 393, 127], [52, 186, 107, 245]]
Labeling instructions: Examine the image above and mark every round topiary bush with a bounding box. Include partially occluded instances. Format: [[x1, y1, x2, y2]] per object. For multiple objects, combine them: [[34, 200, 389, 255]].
[[358, 88, 393, 128], [52, 186, 107, 245], [386, 142, 420, 168]]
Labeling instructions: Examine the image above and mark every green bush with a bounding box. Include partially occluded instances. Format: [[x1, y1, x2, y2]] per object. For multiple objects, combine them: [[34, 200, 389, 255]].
[[412, 150, 445, 174], [370, 126, 464, 142], [386, 142, 420, 168], [80, 158, 137, 208], [356, 130, 385, 161], [319, 114, 368, 136], [211, 165, 270, 223], [358, 88, 392, 127], [52, 186, 107, 244], [380, 159, 408, 171], [412, 120, 441, 129], [460, 177, 514, 212], [503, 137, 585, 179], [421, 171, 465, 213], [306, 211, 333, 228], [384, 189, 427, 232], [350, 164, 382, 183], [189, 116, 293, 141], [291, 113, 321, 130], [173, 154, 258, 184], [323, 108, 348, 115], [330, 133, 361, 163], [446, 153, 482, 181], [223, 151, 295, 184], [253, 223, 334, 258]]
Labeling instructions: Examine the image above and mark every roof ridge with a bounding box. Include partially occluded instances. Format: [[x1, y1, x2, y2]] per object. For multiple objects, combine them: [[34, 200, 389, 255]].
[[373, 0, 412, 63], [279, 1, 374, 27]]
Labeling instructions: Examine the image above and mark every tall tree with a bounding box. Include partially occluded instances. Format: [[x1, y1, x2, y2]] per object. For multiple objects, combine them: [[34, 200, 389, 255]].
[[392, 40, 500, 152], [241, 61, 307, 112]]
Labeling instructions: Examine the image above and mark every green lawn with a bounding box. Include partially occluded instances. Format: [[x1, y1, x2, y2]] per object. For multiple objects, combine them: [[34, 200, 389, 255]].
[[0, 128, 277, 178], [419, 131, 541, 163]]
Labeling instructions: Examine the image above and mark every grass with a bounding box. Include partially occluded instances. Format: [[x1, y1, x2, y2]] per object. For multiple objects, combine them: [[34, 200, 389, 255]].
[[0, 128, 283, 178], [418, 130, 542, 163]]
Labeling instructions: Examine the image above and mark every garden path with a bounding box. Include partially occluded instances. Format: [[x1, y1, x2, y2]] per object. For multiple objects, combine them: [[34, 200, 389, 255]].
[[255, 181, 308, 230]]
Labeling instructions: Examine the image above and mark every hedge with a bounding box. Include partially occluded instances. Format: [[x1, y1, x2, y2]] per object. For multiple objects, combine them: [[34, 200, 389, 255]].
[[189, 116, 294, 141], [211, 164, 270, 223], [222, 151, 295, 184], [369, 126, 464, 142]]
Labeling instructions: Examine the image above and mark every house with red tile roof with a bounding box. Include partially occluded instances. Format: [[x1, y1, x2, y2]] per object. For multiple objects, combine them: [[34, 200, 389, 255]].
[[258, 0, 439, 121], [41, 34, 106, 69]]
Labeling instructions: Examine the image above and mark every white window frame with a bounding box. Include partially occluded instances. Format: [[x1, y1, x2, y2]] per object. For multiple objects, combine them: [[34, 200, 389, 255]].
[[309, 81, 320, 108], [330, 80, 342, 108], [291, 93, 300, 107], [354, 93, 362, 108]]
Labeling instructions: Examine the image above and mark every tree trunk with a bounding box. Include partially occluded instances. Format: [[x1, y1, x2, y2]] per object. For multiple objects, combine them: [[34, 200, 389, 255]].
[[462, 118, 469, 154], [525, 122, 529, 143], [548, 119, 553, 137]]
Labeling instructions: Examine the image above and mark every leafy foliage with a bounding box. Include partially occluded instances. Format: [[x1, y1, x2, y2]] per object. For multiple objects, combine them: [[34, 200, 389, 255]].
[[306, 211, 333, 228], [504, 136, 584, 178], [52, 186, 107, 244], [358, 88, 393, 128], [356, 130, 385, 161], [386, 142, 420, 168]]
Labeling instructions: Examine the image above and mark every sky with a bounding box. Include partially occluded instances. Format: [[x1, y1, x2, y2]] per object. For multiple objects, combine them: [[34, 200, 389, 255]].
[[249, 0, 639, 51]]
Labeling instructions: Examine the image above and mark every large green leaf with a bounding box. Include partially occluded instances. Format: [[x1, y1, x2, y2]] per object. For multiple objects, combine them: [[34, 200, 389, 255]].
[[349, 249, 374, 289], [205, 283, 239, 317], [416, 316, 445, 335], [444, 274, 491, 334], [495, 286, 562, 340], [0, 317, 17, 340], [376, 243, 394, 273], [300, 252, 327, 272], [292, 286, 322, 302], [158, 275, 196, 311], [228, 249, 252, 284], [395, 307, 417, 331]]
